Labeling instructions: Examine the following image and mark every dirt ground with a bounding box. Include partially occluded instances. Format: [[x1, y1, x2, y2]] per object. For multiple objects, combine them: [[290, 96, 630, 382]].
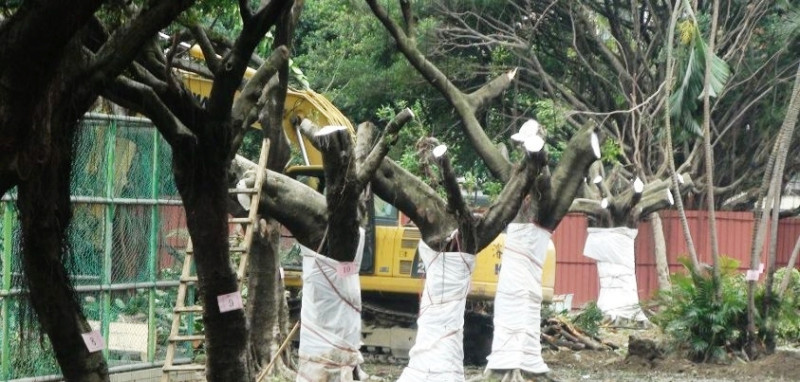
[[360, 327, 800, 382]]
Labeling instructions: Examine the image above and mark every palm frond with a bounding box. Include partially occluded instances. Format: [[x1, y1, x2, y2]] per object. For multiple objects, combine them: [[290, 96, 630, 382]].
[[668, 22, 731, 137]]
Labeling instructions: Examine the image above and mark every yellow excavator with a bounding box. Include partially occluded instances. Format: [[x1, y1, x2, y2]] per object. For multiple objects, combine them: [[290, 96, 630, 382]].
[[180, 50, 556, 362]]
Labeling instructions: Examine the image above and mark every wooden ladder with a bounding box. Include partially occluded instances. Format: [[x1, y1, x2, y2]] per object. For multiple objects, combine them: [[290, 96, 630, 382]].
[[161, 139, 270, 381]]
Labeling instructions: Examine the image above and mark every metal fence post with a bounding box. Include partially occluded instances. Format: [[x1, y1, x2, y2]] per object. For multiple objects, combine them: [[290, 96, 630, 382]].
[[147, 129, 160, 362], [2, 202, 14, 379], [102, 120, 117, 358]]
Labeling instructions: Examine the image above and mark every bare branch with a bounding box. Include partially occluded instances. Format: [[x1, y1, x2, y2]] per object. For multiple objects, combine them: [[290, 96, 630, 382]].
[[357, 108, 415, 184], [467, 69, 517, 111], [89, 0, 194, 87], [231, 45, 289, 126], [206, 0, 290, 118], [189, 24, 221, 72], [104, 76, 197, 146], [367, 0, 512, 181]]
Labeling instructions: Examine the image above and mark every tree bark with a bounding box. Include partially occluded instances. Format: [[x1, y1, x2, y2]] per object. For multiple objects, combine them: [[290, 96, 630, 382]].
[[246, 218, 292, 377], [650, 213, 671, 291], [173, 129, 254, 380], [17, 111, 108, 382]]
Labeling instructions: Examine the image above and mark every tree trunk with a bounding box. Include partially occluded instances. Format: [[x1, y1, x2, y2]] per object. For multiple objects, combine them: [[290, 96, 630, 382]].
[[173, 135, 252, 381], [760, 61, 800, 354], [247, 218, 293, 377], [701, 0, 722, 294], [663, 0, 701, 273], [650, 213, 671, 291], [17, 116, 109, 381], [747, 61, 800, 358]]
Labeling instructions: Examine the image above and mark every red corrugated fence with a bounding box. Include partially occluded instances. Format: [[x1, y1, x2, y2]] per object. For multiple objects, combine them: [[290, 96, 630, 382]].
[[553, 211, 800, 308]]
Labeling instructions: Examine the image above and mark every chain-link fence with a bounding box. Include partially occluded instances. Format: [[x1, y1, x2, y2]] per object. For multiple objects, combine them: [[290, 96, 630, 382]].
[[0, 113, 199, 380]]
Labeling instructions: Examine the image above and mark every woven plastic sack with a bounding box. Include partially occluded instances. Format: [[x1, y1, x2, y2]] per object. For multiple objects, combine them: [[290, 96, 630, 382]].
[[296, 228, 365, 381], [485, 223, 551, 373], [398, 239, 476, 382], [584, 227, 648, 322]]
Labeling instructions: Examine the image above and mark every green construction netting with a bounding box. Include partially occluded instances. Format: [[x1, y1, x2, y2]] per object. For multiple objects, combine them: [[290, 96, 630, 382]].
[[0, 114, 198, 379]]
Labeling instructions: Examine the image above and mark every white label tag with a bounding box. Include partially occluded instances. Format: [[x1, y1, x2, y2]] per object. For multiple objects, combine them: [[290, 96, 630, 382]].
[[337, 262, 358, 277], [758, 263, 765, 273], [745, 270, 760, 281], [279, 267, 284, 280], [217, 291, 244, 313], [81, 330, 105, 353]]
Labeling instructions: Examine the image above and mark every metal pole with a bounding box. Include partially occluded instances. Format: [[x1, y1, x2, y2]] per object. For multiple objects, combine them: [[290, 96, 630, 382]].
[[102, 120, 117, 358], [2, 202, 15, 380], [1, 195, 184, 206], [0, 280, 182, 298], [147, 129, 160, 362]]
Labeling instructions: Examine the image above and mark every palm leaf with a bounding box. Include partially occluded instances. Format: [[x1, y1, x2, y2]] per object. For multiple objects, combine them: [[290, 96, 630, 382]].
[[668, 22, 731, 137]]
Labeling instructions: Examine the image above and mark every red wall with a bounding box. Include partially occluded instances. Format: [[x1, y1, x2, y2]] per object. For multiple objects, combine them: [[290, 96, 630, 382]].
[[553, 211, 800, 308]]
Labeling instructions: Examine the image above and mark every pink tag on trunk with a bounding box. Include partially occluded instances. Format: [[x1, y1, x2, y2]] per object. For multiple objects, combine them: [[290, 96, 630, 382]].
[[81, 330, 105, 353], [217, 291, 244, 313], [337, 262, 358, 277], [745, 270, 760, 281]]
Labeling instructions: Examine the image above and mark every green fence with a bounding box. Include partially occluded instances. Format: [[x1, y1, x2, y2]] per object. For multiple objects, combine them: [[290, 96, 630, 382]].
[[0, 113, 198, 380]]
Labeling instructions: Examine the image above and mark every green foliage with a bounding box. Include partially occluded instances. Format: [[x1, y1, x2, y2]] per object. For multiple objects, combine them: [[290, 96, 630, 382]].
[[482, 180, 503, 201], [600, 139, 623, 165], [653, 256, 747, 362], [572, 301, 604, 337], [669, 21, 732, 137], [768, 268, 800, 343], [532, 99, 574, 164]]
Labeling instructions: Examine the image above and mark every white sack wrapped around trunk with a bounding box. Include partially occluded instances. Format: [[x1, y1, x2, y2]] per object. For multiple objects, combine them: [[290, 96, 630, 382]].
[[398, 239, 476, 382], [486, 223, 551, 374], [296, 228, 365, 382], [583, 227, 648, 322]]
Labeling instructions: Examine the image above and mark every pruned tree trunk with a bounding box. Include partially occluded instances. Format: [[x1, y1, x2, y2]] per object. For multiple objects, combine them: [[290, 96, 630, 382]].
[[570, 164, 692, 322]]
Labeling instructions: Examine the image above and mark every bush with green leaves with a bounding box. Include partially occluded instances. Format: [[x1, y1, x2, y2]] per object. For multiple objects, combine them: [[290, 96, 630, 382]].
[[572, 301, 604, 338], [652, 256, 747, 362], [767, 268, 800, 344]]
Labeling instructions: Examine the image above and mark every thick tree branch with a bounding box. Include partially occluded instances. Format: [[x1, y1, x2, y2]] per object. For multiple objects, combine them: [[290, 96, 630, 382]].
[[367, 0, 513, 181], [570, 198, 611, 221], [189, 24, 222, 73], [478, 149, 547, 249], [357, 108, 414, 184], [372, 159, 453, 246], [104, 76, 197, 146], [89, 0, 195, 87], [207, 0, 290, 118], [231, 156, 327, 249], [231, 45, 289, 128], [467, 69, 518, 111], [536, 124, 601, 229]]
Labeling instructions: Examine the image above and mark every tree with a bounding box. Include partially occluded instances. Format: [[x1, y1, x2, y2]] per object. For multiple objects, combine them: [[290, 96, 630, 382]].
[[102, 1, 293, 379], [365, 1, 602, 379], [746, 61, 800, 358], [0, 1, 192, 380], [571, 162, 693, 322]]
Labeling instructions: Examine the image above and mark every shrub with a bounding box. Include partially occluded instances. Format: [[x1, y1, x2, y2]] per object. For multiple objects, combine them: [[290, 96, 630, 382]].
[[572, 301, 604, 337], [652, 256, 747, 362]]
